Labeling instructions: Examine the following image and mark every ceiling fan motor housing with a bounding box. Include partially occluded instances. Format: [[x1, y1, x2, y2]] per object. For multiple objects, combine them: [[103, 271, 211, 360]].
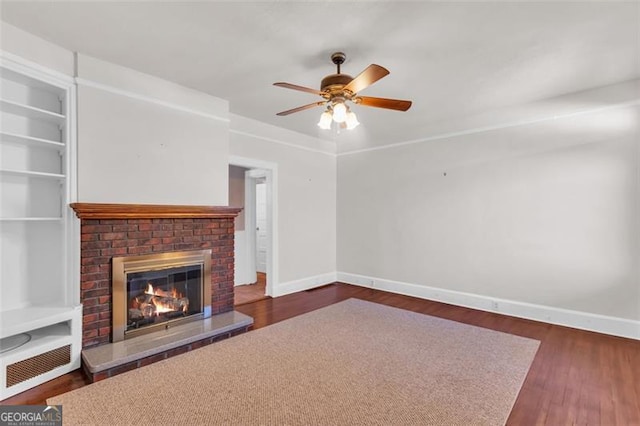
[[321, 73, 353, 94], [321, 51, 354, 96]]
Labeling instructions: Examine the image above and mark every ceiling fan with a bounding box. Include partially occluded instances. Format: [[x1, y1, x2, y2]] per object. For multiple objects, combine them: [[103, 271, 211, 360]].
[[274, 52, 412, 130]]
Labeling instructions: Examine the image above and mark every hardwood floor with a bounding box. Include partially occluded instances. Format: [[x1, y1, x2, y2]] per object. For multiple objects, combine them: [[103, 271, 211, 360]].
[[2, 283, 639, 425], [234, 272, 268, 306]]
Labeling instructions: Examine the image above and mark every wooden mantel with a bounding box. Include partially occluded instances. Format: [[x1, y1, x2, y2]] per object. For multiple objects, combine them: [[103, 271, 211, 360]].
[[70, 203, 242, 219]]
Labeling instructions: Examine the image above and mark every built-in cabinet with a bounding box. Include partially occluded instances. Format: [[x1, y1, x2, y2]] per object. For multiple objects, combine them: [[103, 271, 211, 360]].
[[0, 53, 81, 400]]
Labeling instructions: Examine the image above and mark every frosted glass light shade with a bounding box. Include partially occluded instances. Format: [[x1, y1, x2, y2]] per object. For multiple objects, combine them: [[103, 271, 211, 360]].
[[332, 102, 347, 123], [345, 111, 360, 130], [317, 110, 332, 130]]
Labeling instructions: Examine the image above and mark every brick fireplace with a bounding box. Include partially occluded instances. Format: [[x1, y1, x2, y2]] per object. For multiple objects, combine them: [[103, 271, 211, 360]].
[[70, 203, 252, 381]]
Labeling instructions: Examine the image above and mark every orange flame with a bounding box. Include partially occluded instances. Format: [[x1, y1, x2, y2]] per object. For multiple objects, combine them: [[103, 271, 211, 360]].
[[151, 297, 176, 315], [143, 283, 184, 316], [145, 283, 182, 298]]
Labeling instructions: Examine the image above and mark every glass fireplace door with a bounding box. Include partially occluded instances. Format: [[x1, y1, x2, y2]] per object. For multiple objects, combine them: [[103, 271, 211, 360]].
[[126, 264, 203, 332], [112, 250, 212, 342]]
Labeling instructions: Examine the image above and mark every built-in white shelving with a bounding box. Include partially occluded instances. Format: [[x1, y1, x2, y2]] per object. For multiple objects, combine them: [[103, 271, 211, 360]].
[[0, 131, 65, 149], [1, 65, 66, 96], [0, 306, 82, 400], [0, 53, 80, 401], [0, 168, 66, 180], [0, 98, 66, 125], [5, 323, 71, 354], [0, 306, 79, 340]]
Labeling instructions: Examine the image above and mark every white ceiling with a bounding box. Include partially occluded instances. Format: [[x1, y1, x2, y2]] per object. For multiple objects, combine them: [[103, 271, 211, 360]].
[[1, 1, 638, 153]]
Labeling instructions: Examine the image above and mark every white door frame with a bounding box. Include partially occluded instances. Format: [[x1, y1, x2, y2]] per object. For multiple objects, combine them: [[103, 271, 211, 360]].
[[229, 156, 278, 297], [253, 177, 268, 274]]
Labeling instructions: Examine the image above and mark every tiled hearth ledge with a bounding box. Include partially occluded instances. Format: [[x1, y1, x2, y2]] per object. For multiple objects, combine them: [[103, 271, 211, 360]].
[[70, 203, 252, 382]]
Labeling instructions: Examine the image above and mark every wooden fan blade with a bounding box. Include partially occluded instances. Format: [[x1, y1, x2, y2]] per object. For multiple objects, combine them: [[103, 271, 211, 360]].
[[276, 101, 326, 116], [273, 82, 324, 96], [356, 96, 412, 111], [343, 64, 389, 95]]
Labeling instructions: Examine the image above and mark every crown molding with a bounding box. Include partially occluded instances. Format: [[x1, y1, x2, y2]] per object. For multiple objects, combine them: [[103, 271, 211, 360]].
[[75, 77, 229, 123]]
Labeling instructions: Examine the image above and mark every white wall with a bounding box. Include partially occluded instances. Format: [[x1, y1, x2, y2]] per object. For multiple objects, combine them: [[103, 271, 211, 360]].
[[230, 114, 337, 292], [0, 22, 74, 77], [76, 54, 229, 205], [228, 165, 246, 231], [338, 85, 640, 334]]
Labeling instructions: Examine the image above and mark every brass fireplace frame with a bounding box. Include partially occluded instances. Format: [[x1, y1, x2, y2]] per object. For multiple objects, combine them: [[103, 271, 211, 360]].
[[112, 249, 212, 342]]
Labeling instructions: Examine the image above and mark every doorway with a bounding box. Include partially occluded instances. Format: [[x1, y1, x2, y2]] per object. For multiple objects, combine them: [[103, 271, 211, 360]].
[[228, 156, 278, 305]]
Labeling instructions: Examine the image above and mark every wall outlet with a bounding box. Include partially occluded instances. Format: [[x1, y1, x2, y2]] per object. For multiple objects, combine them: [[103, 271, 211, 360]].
[[491, 301, 499, 311]]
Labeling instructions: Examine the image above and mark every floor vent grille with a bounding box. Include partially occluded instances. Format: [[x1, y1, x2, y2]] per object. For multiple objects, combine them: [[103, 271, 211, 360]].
[[6, 345, 71, 387]]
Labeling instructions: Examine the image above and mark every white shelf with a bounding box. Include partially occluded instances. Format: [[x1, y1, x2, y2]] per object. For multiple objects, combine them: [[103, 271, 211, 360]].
[[0, 131, 64, 149], [1, 66, 66, 98], [0, 323, 71, 358], [0, 306, 80, 339], [0, 217, 62, 222], [0, 168, 65, 180], [0, 98, 65, 125]]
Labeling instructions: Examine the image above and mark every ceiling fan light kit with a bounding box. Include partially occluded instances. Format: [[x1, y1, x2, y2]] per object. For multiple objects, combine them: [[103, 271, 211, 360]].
[[345, 110, 360, 130], [331, 100, 348, 123], [274, 52, 412, 131], [317, 110, 333, 130]]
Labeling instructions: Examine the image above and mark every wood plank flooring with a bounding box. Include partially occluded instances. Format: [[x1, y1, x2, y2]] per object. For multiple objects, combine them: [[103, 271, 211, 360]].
[[2, 283, 639, 425], [234, 272, 268, 306]]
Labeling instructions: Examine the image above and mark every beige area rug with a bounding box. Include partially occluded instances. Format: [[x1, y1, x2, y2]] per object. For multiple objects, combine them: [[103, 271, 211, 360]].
[[49, 299, 539, 425]]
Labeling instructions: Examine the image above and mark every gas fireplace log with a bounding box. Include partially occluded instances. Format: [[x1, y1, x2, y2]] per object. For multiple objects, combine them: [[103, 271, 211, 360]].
[[130, 291, 191, 319], [137, 297, 189, 314], [131, 294, 153, 309], [129, 309, 144, 321], [140, 303, 156, 317], [152, 288, 176, 298], [154, 296, 176, 310]]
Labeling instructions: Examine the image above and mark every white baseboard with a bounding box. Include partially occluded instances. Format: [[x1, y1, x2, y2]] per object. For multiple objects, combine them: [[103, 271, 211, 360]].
[[273, 272, 338, 297], [337, 272, 640, 341]]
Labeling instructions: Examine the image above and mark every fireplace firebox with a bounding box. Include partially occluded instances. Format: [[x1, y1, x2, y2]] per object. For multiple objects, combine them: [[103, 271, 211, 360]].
[[112, 250, 212, 342]]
